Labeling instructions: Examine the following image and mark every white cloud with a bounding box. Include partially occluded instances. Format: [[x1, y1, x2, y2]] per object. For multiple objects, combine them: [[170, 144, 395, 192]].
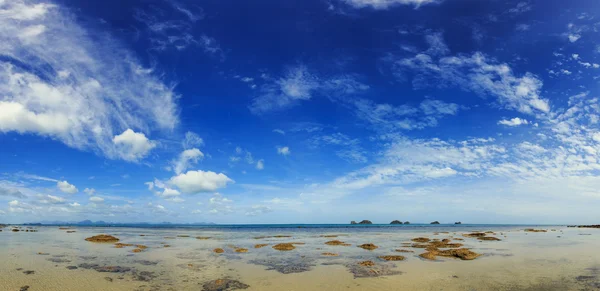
[[0, 0, 178, 160], [42, 194, 65, 204], [112, 129, 157, 161], [351, 97, 461, 131], [172, 148, 204, 174], [209, 193, 233, 204], [310, 133, 368, 163], [89, 196, 104, 202], [388, 33, 550, 116], [498, 117, 529, 126], [249, 66, 319, 114], [249, 66, 368, 114], [245, 151, 254, 164], [169, 170, 234, 194], [157, 187, 180, 198], [341, 0, 440, 9], [0, 187, 26, 198], [508, 2, 532, 14], [83, 188, 95, 195], [182, 131, 203, 149], [69, 202, 80, 207], [256, 159, 265, 170], [273, 129, 285, 135], [516, 24, 530, 31], [57, 180, 78, 194], [277, 146, 291, 156]]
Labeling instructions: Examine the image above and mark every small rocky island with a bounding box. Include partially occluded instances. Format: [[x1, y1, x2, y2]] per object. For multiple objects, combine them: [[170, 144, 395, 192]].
[[455, 222, 462, 224], [390, 220, 402, 224], [351, 220, 373, 224], [404, 221, 410, 224], [430, 221, 440, 224]]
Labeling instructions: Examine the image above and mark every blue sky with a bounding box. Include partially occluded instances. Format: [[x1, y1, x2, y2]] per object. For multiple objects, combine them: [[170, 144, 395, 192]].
[[1, 0, 600, 224]]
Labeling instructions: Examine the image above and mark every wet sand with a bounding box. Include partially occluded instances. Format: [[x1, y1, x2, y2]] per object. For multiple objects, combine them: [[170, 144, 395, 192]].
[[1, 225, 599, 290]]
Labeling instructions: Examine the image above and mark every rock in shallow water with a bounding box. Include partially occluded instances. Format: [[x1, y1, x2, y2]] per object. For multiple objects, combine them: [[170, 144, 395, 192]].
[[202, 278, 249, 291], [85, 234, 119, 243]]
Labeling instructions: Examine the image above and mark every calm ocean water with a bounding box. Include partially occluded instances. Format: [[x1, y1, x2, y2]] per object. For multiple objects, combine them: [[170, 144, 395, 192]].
[[24, 223, 560, 232]]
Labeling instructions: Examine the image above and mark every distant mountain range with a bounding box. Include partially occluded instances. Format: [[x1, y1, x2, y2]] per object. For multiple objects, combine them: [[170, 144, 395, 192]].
[[22, 220, 216, 226]]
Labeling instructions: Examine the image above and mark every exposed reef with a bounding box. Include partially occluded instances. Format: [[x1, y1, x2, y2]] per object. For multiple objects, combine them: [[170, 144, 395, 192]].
[[379, 255, 405, 261], [272, 243, 296, 251], [85, 235, 119, 243], [358, 243, 378, 250]]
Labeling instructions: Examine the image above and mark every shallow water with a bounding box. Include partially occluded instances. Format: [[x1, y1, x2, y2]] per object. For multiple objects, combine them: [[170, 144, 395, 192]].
[[1, 225, 599, 290]]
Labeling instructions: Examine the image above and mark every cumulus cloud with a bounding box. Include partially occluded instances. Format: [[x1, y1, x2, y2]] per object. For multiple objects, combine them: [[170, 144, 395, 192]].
[[57, 180, 77, 194], [169, 170, 234, 194], [112, 129, 157, 161], [340, 0, 440, 9], [157, 187, 180, 198], [277, 146, 291, 156], [89, 196, 104, 202], [0, 0, 178, 161], [172, 148, 204, 174], [498, 117, 529, 126]]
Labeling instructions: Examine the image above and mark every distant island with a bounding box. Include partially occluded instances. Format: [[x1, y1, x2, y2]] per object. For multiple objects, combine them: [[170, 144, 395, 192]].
[[22, 220, 216, 226], [350, 220, 372, 224], [430, 221, 440, 224]]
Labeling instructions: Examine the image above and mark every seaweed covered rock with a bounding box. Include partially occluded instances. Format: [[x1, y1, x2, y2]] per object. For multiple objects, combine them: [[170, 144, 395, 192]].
[[379, 255, 405, 261], [576, 225, 600, 228], [524, 229, 547, 232], [419, 248, 481, 261], [463, 232, 486, 238], [411, 237, 430, 243], [478, 236, 501, 241], [202, 278, 249, 291], [85, 235, 119, 243], [325, 240, 351, 246], [357, 243, 378, 250], [272, 243, 296, 251]]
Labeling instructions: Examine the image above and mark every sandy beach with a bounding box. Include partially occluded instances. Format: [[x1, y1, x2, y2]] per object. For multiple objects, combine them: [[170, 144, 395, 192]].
[[1, 225, 599, 291]]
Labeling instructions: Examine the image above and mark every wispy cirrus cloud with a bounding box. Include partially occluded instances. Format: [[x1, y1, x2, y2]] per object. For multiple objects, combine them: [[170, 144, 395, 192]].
[[134, 2, 222, 57], [339, 0, 441, 10], [249, 66, 369, 114], [0, 0, 178, 161], [385, 32, 550, 116]]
